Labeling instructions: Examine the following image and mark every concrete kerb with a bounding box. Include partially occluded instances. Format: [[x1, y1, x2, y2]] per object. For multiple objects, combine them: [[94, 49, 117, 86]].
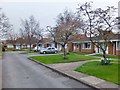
[[28, 57, 100, 90]]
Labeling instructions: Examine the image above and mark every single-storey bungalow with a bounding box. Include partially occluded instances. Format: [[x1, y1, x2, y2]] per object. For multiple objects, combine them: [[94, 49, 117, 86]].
[[72, 34, 120, 56]]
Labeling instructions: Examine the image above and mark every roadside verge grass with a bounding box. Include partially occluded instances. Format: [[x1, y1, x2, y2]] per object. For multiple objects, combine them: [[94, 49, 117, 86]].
[[30, 53, 97, 64], [75, 61, 119, 85]]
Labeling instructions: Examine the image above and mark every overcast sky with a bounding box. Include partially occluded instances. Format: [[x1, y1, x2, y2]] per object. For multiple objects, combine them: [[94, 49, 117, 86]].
[[0, 0, 119, 33]]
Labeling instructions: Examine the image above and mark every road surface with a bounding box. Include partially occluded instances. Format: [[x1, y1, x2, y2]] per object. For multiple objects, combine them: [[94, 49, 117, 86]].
[[2, 51, 94, 89]]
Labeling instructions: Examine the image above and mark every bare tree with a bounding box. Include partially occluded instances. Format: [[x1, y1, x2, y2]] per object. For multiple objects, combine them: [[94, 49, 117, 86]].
[[17, 28, 26, 49], [47, 10, 81, 59], [0, 8, 12, 38], [7, 30, 18, 50], [16, 37, 24, 50], [20, 15, 41, 52], [34, 28, 44, 51], [77, 2, 116, 64]]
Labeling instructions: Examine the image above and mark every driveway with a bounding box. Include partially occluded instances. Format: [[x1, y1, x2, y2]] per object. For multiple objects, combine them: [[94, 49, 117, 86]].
[[2, 51, 93, 88]]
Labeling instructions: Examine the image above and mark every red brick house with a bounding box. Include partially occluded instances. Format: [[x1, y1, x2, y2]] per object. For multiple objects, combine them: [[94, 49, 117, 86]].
[[72, 34, 120, 56]]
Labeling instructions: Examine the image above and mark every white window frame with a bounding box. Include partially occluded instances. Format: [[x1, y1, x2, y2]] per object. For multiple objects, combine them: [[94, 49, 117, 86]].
[[116, 41, 120, 50], [82, 42, 91, 49]]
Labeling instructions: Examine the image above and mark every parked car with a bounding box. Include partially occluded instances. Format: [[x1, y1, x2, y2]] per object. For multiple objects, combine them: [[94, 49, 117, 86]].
[[33, 46, 41, 52], [39, 47, 58, 54]]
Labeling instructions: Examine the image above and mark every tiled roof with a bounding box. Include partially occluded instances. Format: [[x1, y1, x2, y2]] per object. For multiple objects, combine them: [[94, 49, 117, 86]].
[[81, 34, 120, 42]]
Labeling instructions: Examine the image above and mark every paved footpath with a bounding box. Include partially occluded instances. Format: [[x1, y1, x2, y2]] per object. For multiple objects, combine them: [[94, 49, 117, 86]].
[[48, 61, 119, 89]]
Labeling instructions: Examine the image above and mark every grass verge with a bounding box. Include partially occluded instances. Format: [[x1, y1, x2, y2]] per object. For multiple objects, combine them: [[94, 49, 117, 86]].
[[30, 53, 97, 64], [75, 61, 119, 85]]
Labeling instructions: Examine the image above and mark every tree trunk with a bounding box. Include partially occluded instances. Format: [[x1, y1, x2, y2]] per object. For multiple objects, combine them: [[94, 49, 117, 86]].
[[37, 43, 39, 51], [20, 45, 22, 50], [13, 44, 16, 51], [29, 44, 32, 52], [26, 45, 27, 48], [37, 46, 38, 51], [103, 50, 107, 60], [63, 45, 67, 59]]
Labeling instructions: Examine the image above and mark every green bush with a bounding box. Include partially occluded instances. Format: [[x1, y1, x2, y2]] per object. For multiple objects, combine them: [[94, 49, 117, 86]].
[[100, 58, 111, 65]]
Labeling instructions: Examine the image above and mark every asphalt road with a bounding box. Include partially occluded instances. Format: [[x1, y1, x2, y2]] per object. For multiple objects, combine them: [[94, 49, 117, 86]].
[[2, 51, 94, 89]]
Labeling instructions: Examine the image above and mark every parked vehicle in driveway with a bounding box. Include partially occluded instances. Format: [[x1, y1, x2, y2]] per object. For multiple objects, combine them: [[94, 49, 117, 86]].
[[39, 47, 58, 54]]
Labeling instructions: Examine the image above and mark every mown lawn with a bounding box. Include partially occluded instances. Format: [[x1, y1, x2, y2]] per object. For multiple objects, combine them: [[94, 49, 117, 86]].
[[75, 61, 119, 85], [30, 53, 97, 64], [92, 54, 120, 63], [92, 54, 120, 59], [70, 52, 92, 55]]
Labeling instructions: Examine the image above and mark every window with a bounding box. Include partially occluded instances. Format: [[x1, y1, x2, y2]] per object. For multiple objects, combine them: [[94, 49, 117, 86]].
[[82, 43, 91, 49], [48, 48, 51, 50], [52, 48, 55, 50], [117, 41, 120, 50]]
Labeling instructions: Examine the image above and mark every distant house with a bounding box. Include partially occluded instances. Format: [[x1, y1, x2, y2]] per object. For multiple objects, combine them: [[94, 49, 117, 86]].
[[71, 34, 120, 56], [4, 37, 36, 50], [38, 38, 62, 51]]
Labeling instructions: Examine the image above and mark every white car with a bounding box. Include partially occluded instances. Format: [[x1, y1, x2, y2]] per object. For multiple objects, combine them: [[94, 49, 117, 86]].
[[39, 47, 58, 54]]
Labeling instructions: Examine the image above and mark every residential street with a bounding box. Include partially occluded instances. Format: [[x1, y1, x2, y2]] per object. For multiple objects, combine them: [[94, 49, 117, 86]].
[[2, 51, 93, 88]]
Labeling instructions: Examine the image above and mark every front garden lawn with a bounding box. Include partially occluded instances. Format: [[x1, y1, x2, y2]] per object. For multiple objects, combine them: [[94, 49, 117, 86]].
[[71, 52, 92, 55], [92, 54, 120, 63], [30, 53, 97, 64], [92, 54, 120, 59], [75, 61, 119, 85]]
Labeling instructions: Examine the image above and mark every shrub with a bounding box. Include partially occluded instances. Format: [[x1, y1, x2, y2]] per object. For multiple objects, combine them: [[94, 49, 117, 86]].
[[100, 58, 111, 65]]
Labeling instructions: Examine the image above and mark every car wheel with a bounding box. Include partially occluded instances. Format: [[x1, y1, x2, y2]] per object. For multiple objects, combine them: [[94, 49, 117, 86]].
[[55, 51, 58, 54], [43, 51, 46, 54]]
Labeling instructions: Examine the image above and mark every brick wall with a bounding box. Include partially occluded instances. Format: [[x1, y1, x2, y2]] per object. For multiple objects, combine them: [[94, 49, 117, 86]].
[[108, 42, 113, 55], [68, 42, 73, 52], [116, 50, 120, 56]]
